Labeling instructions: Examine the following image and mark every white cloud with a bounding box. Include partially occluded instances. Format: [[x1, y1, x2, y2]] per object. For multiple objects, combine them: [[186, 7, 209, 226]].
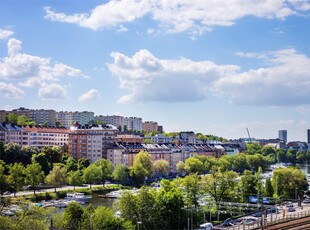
[[0, 38, 89, 81], [0, 82, 25, 98], [214, 48, 310, 105], [38, 83, 67, 100], [116, 25, 129, 33], [0, 38, 90, 100], [78, 89, 100, 101], [108, 48, 310, 106], [44, 0, 309, 36], [107, 49, 239, 103], [0, 29, 14, 40]]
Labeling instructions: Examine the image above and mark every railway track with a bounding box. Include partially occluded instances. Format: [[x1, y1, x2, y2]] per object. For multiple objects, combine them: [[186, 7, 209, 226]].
[[265, 216, 310, 230]]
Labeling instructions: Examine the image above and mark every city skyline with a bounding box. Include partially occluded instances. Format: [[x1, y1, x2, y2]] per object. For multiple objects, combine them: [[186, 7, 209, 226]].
[[1, 1, 310, 141]]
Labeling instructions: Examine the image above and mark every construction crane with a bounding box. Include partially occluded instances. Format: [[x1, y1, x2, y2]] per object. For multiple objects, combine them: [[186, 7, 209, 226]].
[[246, 128, 252, 143]]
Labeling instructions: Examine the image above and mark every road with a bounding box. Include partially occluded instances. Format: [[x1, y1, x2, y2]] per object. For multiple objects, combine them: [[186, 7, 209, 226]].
[[1, 184, 109, 197]]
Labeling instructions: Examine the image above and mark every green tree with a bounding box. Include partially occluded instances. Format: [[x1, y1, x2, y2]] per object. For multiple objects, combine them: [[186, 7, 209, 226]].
[[184, 157, 204, 173], [95, 159, 113, 186], [32, 152, 50, 175], [272, 167, 308, 199], [82, 164, 102, 190], [77, 158, 90, 171], [25, 162, 44, 195], [260, 146, 276, 156], [176, 161, 185, 174], [21, 145, 38, 165], [130, 151, 153, 184], [153, 159, 170, 177], [143, 138, 153, 144], [156, 180, 186, 229], [91, 206, 134, 230], [62, 202, 84, 230], [201, 167, 239, 210], [64, 156, 77, 172], [120, 187, 159, 229], [264, 177, 274, 197], [239, 170, 257, 202], [112, 164, 128, 184], [2, 143, 22, 165], [245, 143, 262, 155], [45, 165, 67, 192], [7, 163, 25, 196], [0, 161, 8, 195], [67, 170, 83, 191], [182, 173, 201, 209], [276, 148, 287, 163], [6, 113, 18, 123], [296, 151, 306, 163], [17, 115, 35, 126]]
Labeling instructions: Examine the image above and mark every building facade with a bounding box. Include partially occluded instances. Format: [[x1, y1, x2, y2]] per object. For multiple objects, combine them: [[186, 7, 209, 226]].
[[142, 121, 158, 132], [11, 107, 56, 126], [278, 130, 287, 142], [68, 125, 118, 162], [57, 111, 94, 127]]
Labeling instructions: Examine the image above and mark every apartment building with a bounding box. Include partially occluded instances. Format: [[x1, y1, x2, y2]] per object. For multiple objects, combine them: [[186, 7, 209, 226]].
[[142, 121, 158, 132], [22, 126, 69, 149], [68, 125, 118, 162], [0, 123, 69, 149], [11, 107, 56, 126], [57, 111, 94, 127], [151, 134, 172, 144], [96, 115, 124, 129], [0, 110, 7, 123], [124, 117, 142, 131], [0, 123, 24, 145]]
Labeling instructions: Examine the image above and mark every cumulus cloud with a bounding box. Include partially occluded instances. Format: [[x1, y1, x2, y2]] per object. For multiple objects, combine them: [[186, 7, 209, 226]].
[[44, 0, 310, 36], [0, 29, 14, 40], [0, 82, 25, 98], [107, 49, 239, 103], [0, 38, 90, 100], [38, 83, 67, 99], [214, 48, 310, 105], [78, 89, 100, 101], [108, 48, 310, 106]]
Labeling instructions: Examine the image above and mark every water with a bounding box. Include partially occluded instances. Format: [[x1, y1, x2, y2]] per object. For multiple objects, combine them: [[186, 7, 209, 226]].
[[296, 163, 310, 178], [89, 195, 116, 208]]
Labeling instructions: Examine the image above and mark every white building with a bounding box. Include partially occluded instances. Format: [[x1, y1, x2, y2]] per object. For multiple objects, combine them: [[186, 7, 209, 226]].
[[151, 134, 172, 144], [57, 111, 94, 127], [124, 117, 142, 132]]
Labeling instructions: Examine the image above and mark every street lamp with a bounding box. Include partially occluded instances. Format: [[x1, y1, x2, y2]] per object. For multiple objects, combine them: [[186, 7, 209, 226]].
[[137, 221, 142, 230]]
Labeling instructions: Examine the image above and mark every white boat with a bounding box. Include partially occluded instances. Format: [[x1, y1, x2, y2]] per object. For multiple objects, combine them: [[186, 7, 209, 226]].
[[64, 193, 91, 203]]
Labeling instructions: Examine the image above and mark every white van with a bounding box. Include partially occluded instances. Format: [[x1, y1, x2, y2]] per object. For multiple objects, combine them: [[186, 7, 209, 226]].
[[197, 222, 213, 230]]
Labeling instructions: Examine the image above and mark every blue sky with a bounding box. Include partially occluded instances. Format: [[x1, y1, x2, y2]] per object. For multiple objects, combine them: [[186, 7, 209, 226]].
[[1, 0, 310, 141]]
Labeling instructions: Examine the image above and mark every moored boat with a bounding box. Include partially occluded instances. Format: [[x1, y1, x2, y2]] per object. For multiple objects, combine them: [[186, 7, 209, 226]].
[[64, 193, 91, 203]]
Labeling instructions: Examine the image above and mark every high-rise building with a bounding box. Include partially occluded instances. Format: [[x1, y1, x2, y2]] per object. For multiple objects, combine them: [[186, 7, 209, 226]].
[[278, 130, 287, 142], [307, 129, 310, 145]]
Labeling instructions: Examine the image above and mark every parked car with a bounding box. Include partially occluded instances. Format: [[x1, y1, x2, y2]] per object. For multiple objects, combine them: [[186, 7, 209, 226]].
[[287, 207, 296, 212], [223, 218, 234, 226], [243, 219, 257, 225], [303, 199, 310, 203], [3, 191, 11, 195], [286, 202, 294, 208]]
